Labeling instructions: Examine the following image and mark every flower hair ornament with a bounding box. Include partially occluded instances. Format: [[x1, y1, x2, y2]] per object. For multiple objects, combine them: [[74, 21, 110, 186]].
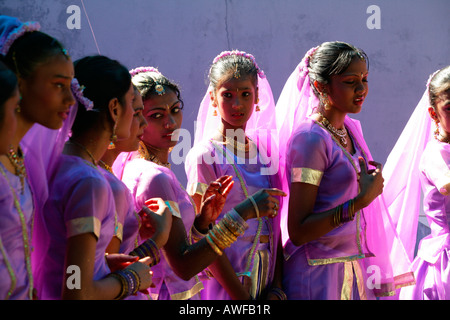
[[298, 46, 319, 78], [71, 78, 95, 111], [212, 50, 266, 79], [0, 18, 41, 55], [129, 66, 161, 77], [129, 66, 165, 95]]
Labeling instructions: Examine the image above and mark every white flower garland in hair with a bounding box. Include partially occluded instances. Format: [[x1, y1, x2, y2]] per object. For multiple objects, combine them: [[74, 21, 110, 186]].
[[0, 21, 41, 55], [129, 66, 161, 77], [71, 78, 95, 111]]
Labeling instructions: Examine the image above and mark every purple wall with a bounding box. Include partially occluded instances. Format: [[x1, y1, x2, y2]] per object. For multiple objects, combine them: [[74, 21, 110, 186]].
[[1, 0, 449, 186]]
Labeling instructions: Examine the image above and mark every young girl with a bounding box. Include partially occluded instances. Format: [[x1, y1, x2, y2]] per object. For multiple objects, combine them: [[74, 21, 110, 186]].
[[114, 66, 281, 300], [101, 85, 172, 300], [0, 15, 75, 299], [0, 58, 24, 299], [276, 41, 414, 299], [34, 55, 154, 300], [384, 66, 450, 299], [185, 50, 286, 300]]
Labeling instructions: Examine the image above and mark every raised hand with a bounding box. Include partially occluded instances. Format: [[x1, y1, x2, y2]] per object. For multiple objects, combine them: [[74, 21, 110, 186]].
[[356, 157, 384, 208], [235, 188, 287, 221], [138, 198, 172, 248], [196, 175, 234, 231]]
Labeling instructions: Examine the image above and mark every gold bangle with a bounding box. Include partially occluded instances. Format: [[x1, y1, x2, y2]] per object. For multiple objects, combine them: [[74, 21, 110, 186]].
[[205, 234, 223, 255], [248, 196, 260, 219]]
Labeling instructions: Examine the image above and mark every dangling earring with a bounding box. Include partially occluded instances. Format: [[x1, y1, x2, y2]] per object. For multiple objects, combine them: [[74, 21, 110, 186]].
[[255, 98, 260, 112], [108, 121, 117, 149], [321, 93, 331, 111], [212, 107, 218, 116]]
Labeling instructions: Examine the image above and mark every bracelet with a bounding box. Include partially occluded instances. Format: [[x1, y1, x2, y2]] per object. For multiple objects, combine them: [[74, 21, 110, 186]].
[[129, 239, 160, 266], [333, 199, 355, 228], [109, 268, 141, 300], [204, 209, 249, 255], [270, 287, 287, 300], [248, 196, 260, 219], [191, 223, 210, 242]]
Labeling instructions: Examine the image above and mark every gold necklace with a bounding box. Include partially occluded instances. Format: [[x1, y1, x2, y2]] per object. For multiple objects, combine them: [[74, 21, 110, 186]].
[[6, 145, 26, 192], [217, 129, 252, 153], [138, 141, 171, 169], [68, 139, 97, 166], [316, 112, 348, 147], [98, 160, 113, 173], [436, 132, 450, 144]]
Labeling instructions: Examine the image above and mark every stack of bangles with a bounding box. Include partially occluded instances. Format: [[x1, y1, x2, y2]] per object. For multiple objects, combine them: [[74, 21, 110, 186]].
[[129, 239, 160, 266], [333, 198, 356, 227], [194, 209, 248, 256], [270, 287, 288, 300], [109, 268, 141, 300]]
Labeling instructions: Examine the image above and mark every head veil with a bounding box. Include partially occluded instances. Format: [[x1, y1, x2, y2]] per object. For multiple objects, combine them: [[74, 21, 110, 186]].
[[276, 45, 415, 298], [383, 71, 440, 262]]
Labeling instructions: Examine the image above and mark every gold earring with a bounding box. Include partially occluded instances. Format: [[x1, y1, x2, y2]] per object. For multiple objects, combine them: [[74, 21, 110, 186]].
[[108, 121, 117, 150], [255, 98, 260, 112], [321, 93, 331, 110]]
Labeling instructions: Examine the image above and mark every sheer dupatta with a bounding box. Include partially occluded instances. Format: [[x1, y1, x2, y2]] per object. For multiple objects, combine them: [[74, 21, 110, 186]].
[[276, 47, 415, 297]]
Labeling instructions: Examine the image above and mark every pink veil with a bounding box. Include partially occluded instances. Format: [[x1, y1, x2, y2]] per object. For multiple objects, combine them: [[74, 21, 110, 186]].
[[0, 15, 79, 281], [192, 50, 282, 285], [275, 46, 415, 298], [383, 74, 436, 262]]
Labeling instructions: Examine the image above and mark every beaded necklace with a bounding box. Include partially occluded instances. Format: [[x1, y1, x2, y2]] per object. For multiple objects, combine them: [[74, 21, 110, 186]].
[[0, 165, 34, 299], [6, 145, 26, 192], [316, 112, 348, 147]]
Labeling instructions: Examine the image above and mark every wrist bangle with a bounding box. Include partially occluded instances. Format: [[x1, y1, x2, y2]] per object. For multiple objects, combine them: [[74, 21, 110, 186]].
[[270, 287, 287, 300], [129, 239, 160, 266], [248, 196, 260, 219]]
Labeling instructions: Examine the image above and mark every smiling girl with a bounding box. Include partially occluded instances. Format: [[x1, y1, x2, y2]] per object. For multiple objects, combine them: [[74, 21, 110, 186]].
[[276, 41, 414, 299]]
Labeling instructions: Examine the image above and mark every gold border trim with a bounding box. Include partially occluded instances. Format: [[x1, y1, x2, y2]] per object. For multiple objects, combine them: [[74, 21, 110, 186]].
[[67, 216, 101, 239], [169, 277, 204, 300], [291, 167, 324, 186], [165, 200, 182, 219]]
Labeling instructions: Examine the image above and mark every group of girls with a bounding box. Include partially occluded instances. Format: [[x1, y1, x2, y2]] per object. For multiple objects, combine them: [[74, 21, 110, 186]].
[[0, 14, 449, 300]]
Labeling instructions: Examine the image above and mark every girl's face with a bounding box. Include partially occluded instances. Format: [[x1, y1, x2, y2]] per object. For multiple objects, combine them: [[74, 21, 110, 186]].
[[430, 88, 450, 136], [325, 57, 369, 115], [115, 90, 147, 152], [19, 53, 75, 130], [212, 75, 258, 131], [114, 83, 135, 141], [141, 88, 183, 150], [0, 87, 20, 154]]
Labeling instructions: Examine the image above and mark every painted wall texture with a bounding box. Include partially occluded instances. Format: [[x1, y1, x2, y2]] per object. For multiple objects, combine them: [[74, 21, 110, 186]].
[[0, 0, 449, 186]]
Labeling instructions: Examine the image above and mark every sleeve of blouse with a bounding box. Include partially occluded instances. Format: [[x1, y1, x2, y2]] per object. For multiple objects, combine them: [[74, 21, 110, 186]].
[[64, 176, 113, 239], [185, 143, 220, 197], [287, 130, 328, 187], [135, 169, 182, 219]]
